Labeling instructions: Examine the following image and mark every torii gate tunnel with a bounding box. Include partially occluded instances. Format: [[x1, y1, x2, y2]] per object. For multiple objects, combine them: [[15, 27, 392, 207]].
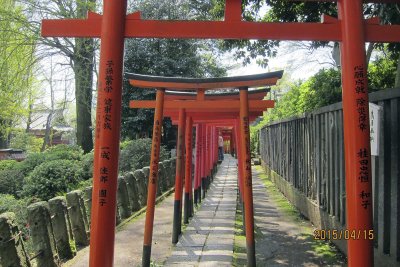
[[41, 0, 400, 266], [128, 73, 280, 266]]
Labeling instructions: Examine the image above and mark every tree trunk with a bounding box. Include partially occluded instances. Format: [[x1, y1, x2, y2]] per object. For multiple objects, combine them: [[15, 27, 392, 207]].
[[26, 103, 33, 133], [0, 119, 9, 149], [41, 113, 53, 151], [73, 46, 94, 153], [74, 0, 95, 153], [366, 42, 374, 67]]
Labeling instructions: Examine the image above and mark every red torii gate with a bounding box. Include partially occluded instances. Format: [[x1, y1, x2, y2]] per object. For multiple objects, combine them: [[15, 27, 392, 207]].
[[41, 1, 400, 266], [128, 72, 279, 264], [157, 88, 273, 224]]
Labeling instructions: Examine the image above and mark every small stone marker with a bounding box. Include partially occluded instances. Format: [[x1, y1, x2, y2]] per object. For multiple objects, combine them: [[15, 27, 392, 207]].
[[0, 212, 31, 267], [48, 197, 74, 260], [27, 202, 60, 267], [117, 177, 131, 219], [124, 172, 141, 212], [66, 191, 89, 246]]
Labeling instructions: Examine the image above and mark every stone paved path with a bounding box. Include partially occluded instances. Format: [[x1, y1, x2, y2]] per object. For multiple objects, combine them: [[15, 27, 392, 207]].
[[164, 155, 237, 266]]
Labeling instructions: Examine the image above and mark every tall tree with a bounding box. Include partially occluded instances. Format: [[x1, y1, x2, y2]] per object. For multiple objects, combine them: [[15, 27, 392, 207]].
[[212, 1, 400, 79], [122, 0, 227, 145], [0, 0, 37, 148], [20, 0, 97, 153]]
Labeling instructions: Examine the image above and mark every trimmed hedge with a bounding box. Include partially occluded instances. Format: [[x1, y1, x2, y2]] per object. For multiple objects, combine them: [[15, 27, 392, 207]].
[[119, 138, 169, 173], [23, 159, 83, 201]]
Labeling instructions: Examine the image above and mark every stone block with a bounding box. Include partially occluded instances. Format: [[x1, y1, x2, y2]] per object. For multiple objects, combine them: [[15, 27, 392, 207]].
[[27, 202, 60, 267], [124, 172, 141, 212], [117, 176, 131, 220], [0, 212, 31, 267], [66, 191, 89, 247], [48, 197, 74, 260]]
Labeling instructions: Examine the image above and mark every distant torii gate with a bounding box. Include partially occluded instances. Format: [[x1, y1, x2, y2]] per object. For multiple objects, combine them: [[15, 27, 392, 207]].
[[41, 1, 400, 266], [128, 72, 280, 265]]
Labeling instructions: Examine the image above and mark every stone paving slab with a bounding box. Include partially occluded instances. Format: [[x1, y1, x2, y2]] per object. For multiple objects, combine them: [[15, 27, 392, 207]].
[[164, 155, 237, 267]]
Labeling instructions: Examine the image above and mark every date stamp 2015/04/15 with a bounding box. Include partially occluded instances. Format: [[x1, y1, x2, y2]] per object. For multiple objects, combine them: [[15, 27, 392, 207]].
[[313, 229, 374, 240]]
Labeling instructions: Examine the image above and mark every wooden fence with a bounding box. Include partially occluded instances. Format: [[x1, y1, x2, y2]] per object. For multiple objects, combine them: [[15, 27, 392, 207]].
[[259, 88, 400, 265]]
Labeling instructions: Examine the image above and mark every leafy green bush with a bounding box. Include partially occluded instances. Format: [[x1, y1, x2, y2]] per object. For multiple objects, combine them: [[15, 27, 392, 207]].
[[250, 127, 259, 155], [15, 152, 47, 176], [43, 144, 83, 161], [0, 160, 18, 171], [119, 138, 169, 173], [23, 159, 83, 201], [0, 168, 24, 196], [80, 151, 94, 180], [14, 145, 83, 178], [0, 194, 31, 242]]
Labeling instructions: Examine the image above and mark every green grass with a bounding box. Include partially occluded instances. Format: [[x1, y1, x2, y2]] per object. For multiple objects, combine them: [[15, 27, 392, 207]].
[[232, 197, 247, 267], [255, 166, 303, 223]]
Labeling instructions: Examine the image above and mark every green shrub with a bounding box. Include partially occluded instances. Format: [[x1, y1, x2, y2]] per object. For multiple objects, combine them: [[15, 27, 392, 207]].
[[74, 178, 93, 191], [80, 151, 94, 180], [0, 168, 25, 196], [16, 152, 47, 176], [43, 144, 83, 161], [15, 145, 83, 178], [0, 194, 31, 242], [119, 138, 169, 173], [23, 159, 83, 201], [0, 160, 18, 171]]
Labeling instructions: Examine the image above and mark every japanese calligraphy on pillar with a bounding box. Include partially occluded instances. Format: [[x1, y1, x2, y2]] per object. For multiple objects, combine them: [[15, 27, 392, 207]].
[[354, 66, 368, 131], [243, 116, 252, 187], [96, 60, 114, 208], [99, 146, 111, 206], [103, 61, 114, 130], [150, 120, 161, 185], [354, 65, 371, 211]]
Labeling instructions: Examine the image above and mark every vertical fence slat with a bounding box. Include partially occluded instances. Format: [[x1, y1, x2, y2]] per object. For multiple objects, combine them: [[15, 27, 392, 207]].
[[258, 89, 400, 264], [377, 100, 391, 255], [390, 98, 400, 260]]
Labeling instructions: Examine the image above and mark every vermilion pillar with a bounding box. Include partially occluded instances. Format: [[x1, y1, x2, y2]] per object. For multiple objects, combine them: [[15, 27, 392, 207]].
[[235, 119, 246, 233], [89, 1, 127, 266], [194, 124, 202, 204], [207, 125, 212, 188], [338, 1, 373, 266], [239, 88, 256, 266], [142, 88, 165, 266], [184, 116, 193, 223], [201, 124, 207, 198], [172, 109, 186, 244]]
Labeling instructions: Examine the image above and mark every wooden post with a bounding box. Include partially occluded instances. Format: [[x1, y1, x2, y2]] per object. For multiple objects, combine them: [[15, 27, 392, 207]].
[[184, 116, 194, 223], [338, 1, 373, 266], [201, 123, 207, 199], [239, 88, 256, 266], [89, 1, 127, 266], [142, 88, 165, 266], [172, 109, 186, 243]]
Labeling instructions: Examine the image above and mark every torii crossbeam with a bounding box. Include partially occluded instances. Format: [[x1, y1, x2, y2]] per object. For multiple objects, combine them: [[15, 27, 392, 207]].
[[41, 0, 400, 266]]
